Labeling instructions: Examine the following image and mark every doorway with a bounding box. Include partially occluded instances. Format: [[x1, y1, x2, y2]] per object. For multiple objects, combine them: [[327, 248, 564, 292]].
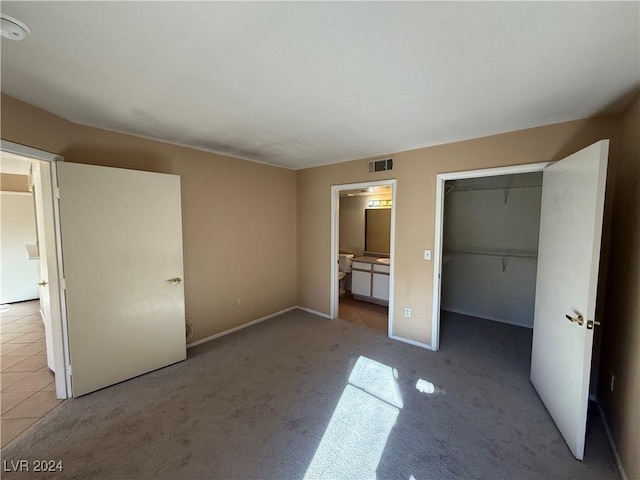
[[331, 180, 396, 337], [439, 171, 543, 346], [2, 140, 188, 399], [432, 163, 548, 350], [431, 141, 609, 461], [0, 142, 70, 400]]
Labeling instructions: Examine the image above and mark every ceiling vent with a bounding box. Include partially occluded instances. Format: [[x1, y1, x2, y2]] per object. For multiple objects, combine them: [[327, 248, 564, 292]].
[[368, 158, 393, 173]]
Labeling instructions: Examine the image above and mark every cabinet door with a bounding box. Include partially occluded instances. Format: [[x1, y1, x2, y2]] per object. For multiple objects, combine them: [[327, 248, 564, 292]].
[[352, 270, 372, 297], [372, 273, 390, 301]]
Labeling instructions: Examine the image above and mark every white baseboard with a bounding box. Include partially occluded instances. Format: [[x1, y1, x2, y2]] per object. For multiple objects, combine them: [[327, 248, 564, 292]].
[[389, 334, 435, 351], [441, 308, 533, 329], [296, 306, 333, 319], [187, 306, 297, 348], [596, 400, 627, 480]]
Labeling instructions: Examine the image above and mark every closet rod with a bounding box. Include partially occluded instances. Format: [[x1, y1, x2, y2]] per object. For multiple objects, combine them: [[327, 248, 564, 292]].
[[445, 250, 538, 260]]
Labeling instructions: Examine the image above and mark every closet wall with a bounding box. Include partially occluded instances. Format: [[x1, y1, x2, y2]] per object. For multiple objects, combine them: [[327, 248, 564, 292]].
[[441, 173, 542, 328]]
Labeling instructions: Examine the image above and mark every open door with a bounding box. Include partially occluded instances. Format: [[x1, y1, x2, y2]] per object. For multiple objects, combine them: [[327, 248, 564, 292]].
[[531, 140, 608, 460], [31, 161, 55, 372], [57, 162, 186, 396]]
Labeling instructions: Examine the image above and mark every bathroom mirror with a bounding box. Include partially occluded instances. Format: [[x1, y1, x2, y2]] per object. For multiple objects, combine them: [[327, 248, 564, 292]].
[[364, 208, 391, 255]]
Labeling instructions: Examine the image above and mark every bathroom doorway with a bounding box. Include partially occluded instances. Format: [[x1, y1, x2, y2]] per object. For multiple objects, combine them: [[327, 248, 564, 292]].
[[330, 180, 396, 337]]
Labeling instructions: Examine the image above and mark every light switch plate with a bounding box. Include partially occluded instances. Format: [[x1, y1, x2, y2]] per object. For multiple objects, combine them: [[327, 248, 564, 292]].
[[424, 249, 431, 260]]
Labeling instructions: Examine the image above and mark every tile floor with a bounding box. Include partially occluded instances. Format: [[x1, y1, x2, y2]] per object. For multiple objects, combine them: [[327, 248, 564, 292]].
[[338, 295, 388, 332], [1, 300, 61, 448]]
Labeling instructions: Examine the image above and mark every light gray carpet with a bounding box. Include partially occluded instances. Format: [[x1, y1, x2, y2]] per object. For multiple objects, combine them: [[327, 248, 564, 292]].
[[2, 310, 619, 479]]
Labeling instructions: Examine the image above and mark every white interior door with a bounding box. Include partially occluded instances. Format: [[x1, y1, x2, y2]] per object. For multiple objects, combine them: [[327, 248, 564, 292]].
[[531, 140, 609, 460], [57, 162, 186, 397], [31, 162, 55, 371]]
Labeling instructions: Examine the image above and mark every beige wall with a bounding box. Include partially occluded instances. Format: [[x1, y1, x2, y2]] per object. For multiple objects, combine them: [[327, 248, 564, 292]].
[[0, 173, 30, 192], [0, 94, 297, 343], [298, 116, 621, 344], [598, 93, 640, 480], [339, 193, 392, 257], [3, 91, 635, 474]]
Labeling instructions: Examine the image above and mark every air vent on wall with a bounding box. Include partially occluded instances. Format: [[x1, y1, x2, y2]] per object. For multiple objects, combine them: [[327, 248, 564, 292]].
[[368, 158, 393, 173]]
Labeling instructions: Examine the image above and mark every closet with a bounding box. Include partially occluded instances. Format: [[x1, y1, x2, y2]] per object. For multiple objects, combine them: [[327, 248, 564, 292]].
[[441, 172, 542, 330]]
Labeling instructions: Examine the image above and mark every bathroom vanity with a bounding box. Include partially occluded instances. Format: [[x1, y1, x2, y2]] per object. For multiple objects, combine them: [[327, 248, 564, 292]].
[[351, 256, 390, 305]]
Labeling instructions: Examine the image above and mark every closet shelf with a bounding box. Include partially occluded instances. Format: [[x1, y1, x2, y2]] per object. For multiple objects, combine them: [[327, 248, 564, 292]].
[[444, 249, 538, 260], [445, 183, 542, 194]]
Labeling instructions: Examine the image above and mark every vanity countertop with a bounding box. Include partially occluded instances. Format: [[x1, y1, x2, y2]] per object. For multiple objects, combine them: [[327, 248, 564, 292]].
[[352, 256, 390, 265]]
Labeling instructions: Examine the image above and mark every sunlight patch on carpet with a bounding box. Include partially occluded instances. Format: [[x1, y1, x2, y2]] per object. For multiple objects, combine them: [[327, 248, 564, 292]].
[[303, 356, 402, 480]]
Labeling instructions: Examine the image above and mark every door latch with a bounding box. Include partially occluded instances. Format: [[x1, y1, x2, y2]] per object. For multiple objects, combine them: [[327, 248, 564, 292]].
[[167, 277, 182, 285], [586, 320, 601, 330]]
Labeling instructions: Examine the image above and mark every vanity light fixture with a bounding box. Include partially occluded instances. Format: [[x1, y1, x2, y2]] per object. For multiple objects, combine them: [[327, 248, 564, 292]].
[[368, 199, 392, 208], [1, 13, 31, 41]]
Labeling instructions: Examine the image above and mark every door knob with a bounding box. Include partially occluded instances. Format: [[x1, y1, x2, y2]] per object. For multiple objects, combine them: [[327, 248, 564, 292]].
[[565, 314, 584, 326], [586, 320, 601, 330], [37, 280, 47, 287], [167, 277, 182, 285]]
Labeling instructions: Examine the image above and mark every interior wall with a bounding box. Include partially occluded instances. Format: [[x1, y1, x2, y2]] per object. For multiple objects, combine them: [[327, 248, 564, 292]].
[[441, 178, 542, 328], [0, 173, 30, 192], [0, 191, 39, 303], [297, 115, 621, 345], [0, 94, 298, 343], [339, 193, 391, 257], [598, 92, 640, 480]]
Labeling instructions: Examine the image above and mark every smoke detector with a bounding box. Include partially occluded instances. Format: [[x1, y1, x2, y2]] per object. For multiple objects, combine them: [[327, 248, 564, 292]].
[[1, 14, 31, 41]]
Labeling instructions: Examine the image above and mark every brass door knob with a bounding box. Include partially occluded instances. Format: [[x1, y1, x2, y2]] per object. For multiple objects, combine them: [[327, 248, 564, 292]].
[[37, 280, 47, 287]]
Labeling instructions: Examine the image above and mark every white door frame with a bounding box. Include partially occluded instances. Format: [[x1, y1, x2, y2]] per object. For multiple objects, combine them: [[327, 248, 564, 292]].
[[330, 179, 397, 337], [1, 140, 71, 398], [431, 162, 549, 351]]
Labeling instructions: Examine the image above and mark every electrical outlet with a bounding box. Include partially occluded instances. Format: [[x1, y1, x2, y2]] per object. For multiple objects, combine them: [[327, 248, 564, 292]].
[[610, 374, 615, 392], [235, 298, 242, 307], [404, 307, 411, 318], [424, 249, 431, 260]]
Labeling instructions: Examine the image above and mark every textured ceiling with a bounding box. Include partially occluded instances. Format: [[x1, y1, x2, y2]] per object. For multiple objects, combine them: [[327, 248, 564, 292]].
[[1, 2, 638, 169]]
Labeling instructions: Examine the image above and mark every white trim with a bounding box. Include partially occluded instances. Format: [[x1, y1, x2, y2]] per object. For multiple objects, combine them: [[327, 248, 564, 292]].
[[389, 334, 435, 351], [596, 400, 628, 480], [432, 174, 445, 351], [431, 162, 549, 352], [1, 140, 63, 163], [50, 161, 72, 397], [435, 163, 550, 181], [186, 306, 297, 348], [297, 306, 332, 319], [330, 179, 397, 338]]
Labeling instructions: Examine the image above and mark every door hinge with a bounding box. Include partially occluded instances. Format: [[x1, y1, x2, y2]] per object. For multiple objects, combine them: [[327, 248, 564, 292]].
[[60, 278, 66, 290], [53, 187, 60, 199], [66, 364, 72, 376]]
